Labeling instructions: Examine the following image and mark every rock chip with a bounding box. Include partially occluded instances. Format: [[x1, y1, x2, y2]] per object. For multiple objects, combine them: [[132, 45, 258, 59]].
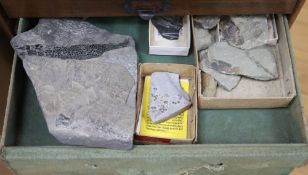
[[220, 15, 270, 50], [194, 16, 220, 29], [205, 42, 278, 80], [149, 72, 191, 123], [151, 16, 183, 40], [201, 73, 217, 97], [11, 19, 138, 150], [194, 27, 217, 51]]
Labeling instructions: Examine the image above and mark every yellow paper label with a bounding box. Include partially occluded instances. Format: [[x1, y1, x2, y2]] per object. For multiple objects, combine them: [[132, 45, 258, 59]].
[[139, 76, 189, 139]]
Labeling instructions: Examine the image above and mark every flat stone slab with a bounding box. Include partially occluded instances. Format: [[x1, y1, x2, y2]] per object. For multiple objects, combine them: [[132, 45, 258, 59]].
[[149, 72, 191, 123], [220, 15, 270, 50], [200, 52, 241, 91], [205, 42, 278, 80], [11, 19, 138, 150]]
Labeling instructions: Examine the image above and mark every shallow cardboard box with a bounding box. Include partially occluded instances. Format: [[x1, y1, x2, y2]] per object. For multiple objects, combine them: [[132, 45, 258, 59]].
[[149, 15, 191, 56], [135, 63, 197, 144], [192, 15, 296, 109]]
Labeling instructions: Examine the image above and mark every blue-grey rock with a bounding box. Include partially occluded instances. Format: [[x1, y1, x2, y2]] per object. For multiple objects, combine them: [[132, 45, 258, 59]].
[[199, 51, 241, 91], [220, 15, 270, 50], [205, 42, 278, 80], [151, 16, 183, 40], [11, 19, 138, 150], [149, 72, 191, 123]]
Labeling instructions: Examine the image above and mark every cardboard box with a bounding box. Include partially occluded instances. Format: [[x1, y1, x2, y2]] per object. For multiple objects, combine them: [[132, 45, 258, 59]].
[[192, 15, 296, 109], [149, 15, 191, 56], [135, 63, 197, 144]]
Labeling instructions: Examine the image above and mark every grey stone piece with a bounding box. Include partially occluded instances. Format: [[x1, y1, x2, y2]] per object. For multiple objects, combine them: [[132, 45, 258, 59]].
[[151, 16, 183, 40], [11, 19, 138, 150], [194, 16, 220, 29], [149, 72, 191, 124], [220, 15, 270, 50], [202, 73, 217, 97], [199, 53, 241, 91], [205, 42, 278, 80], [194, 27, 217, 51]]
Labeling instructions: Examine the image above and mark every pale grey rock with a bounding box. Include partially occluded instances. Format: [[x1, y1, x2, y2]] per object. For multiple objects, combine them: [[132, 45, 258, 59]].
[[194, 27, 217, 51], [220, 15, 270, 50], [202, 73, 217, 97], [11, 19, 138, 150], [205, 42, 278, 80], [194, 16, 220, 29], [149, 72, 191, 123], [200, 52, 241, 91]]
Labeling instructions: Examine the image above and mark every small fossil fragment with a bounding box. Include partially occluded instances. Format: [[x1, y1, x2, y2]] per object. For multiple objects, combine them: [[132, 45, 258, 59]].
[[151, 16, 183, 40], [220, 15, 270, 49], [205, 42, 278, 80], [149, 72, 191, 123]]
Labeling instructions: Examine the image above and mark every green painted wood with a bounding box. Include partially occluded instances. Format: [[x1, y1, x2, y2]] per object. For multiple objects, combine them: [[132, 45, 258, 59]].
[[4, 145, 308, 175], [1, 15, 308, 175]]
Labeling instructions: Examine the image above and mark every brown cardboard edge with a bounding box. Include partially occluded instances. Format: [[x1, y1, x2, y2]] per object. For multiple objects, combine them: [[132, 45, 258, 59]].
[[135, 63, 197, 144]]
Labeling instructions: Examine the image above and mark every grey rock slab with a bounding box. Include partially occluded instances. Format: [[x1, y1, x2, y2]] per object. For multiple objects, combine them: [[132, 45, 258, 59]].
[[220, 15, 270, 50], [11, 19, 138, 150], [151, 16, 183, 40], [194, 16, 220, 29], [149, 72, 191, 124], [199, 53, 241, 91], [205, 42, 278, 80]]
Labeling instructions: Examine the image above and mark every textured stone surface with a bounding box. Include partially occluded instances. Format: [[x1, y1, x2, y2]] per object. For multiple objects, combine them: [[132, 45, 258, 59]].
[[149, 72, 191, 123], [194, 16, 220, 29], [200, 52, 241, 91], [194, 27, 217, 51], [205, 42, 278, 80], [11, 19, 138, 150], [151, 16, 183, 40], [202, 73, 217, 97], [220, 15, 269, 50]]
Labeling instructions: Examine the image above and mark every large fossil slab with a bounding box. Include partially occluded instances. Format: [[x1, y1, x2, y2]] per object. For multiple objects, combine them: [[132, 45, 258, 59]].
[[11, 19, 138, 150]]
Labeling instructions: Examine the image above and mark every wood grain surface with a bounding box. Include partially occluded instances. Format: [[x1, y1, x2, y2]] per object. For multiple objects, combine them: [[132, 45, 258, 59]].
[[0, 0, 297, 17]]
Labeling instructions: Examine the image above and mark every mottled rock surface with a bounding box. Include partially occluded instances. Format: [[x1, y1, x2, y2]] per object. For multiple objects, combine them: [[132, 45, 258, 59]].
[[200, 52, 241, 91], [194, 16, 220, 29], [220, 16, 269, 50], [149, 72, 191, 123], [151, 16, 183, 40], [194, 27, 217, 51], [205, 42, 278, 80], [11, 19, 138, 150]]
